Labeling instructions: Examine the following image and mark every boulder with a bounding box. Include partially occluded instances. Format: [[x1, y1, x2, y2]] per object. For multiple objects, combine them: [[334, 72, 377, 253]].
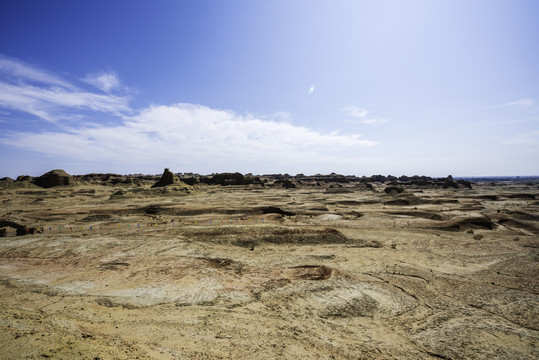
[[152, 168, 180, 188], [33, 169, 73, 188]]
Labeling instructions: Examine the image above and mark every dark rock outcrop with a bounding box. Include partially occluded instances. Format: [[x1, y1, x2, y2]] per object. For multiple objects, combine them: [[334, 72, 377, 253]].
[[384, 186, 405, 196], [442, 176, 459, 189], [259, 206, 295, 216], [33, 169, 73, 188], [456, 179, 473, 189], [152, 168, 180, 188], [441, 217, 495, 231], [211, 172, 244, 186], [182, 177, 200, 186], [242, 175, 264, 186], [0, 220, 35, 236], [281, 179, 297, 189], [76, 173, 151, 186], [440, 175, 472, 189]]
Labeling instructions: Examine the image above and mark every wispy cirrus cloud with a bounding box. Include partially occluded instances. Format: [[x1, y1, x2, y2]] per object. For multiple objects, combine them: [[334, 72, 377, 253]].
[[501, 97, 535, 108], [0, 56, 130, 122], [341, 105, 388, 126], [341, 106, 369, 118], [0, 55, 75, 89], [0, 82, 130, 122], [482, 97, 537, 110]]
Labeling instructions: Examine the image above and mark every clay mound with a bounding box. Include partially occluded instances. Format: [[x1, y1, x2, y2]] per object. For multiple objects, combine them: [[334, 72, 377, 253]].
[[261, 227, 350, 245], [323, 292, 379, 318], [32, 169, 73, 188], [143, 204, 165, 215], [440, 216, 495, 231], [0, 176, 40, 189], [282, 179, 296, 189], [259, 206, 295, 216], [290, 265, 333, 280], [79, 214, 113, 222], [0, 179, 39, 189], [211, 172, 244, 186], [151, 168, 181, 188], [442, 178, 460, 189], [502, 193, 537, 200], [265, 278, 415, 320], [325, 186, 352, 194], [384, 194, 426, 206], [506, 211, 539, 222], [181, 226, 353, 245], [332, 200, 362, 205], [0, 220, 31, 236], [259, 213, 285, 223], [384, 186, 405, 196], [384, 198, 411, 206], [498, 218, 538, 235], [388, 211, 443, 220], [477, 194, 499, 201]]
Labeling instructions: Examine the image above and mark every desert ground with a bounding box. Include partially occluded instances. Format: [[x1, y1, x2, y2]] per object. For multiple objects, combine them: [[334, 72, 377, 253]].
[[0, 171, 538, 359]]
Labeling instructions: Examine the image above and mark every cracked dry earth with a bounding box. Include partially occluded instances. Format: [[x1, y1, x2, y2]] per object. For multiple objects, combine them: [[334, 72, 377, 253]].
[[0, 182, 538, 359]]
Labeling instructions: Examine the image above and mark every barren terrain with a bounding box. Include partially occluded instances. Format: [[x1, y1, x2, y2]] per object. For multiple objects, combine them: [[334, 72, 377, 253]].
[[0, 175, 538, 359]]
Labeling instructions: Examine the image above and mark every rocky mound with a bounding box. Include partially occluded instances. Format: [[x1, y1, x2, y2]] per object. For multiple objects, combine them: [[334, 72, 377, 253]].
[[211, 172, 245, 186], [0, 220, 39, 236], [384, 186, 405, 196], [440, 216, 495, 231], [151, 168, 181, 188], [0, 177, 39, 189], [281, 179, 297, 189], [32, 169, 73, 188]]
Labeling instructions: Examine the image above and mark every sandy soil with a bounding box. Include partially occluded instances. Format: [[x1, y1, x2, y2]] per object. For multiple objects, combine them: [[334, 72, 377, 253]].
[[0, 181, 538, 359]]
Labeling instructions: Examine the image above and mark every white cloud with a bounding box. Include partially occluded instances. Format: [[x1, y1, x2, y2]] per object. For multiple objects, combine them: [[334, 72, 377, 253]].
[[83, 72, 121, 93], [0, 82, 130, 121], [0, 57, 130, 122], [0, 103, 377, 171], [0, 56, 378, 174], [500, 97, 535, 108], [341, 106, 388, 126], [0, 56, 75, 89], [341, 106, 369, 118]]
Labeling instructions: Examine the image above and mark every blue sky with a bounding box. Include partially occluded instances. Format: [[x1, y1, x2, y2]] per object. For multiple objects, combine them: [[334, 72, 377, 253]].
[[0, 0, 538, 178]]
